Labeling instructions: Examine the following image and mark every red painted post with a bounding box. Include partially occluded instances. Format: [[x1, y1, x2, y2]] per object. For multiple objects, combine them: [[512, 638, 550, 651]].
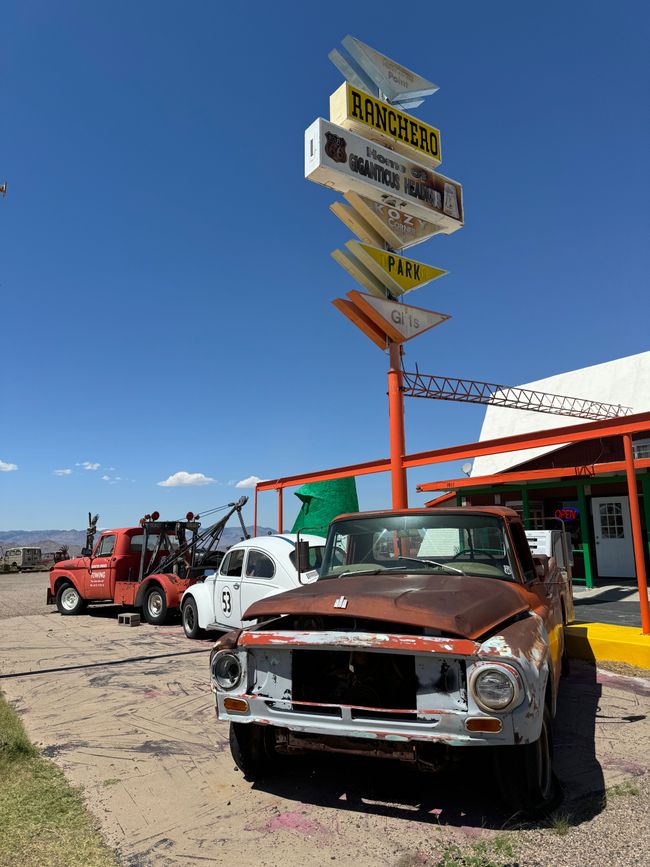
[[388, 341, 408, 509], [623, 434, 650, 634], [277, 487, 283, 534], [253, 486, 258, 537]]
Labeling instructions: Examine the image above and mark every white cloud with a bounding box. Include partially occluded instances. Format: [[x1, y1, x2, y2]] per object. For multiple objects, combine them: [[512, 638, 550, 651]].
[[157, 471, 216, 487], [101, 474, 111, 481], [53, 468, 72, 476], [236, 475, 262, 489], [77, 461, 100, 471], [0, 460, 18, 472]]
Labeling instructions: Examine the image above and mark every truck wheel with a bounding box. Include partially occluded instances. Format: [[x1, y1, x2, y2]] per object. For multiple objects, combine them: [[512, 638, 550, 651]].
[[182, 597, 203, 639], [56, 582, 86, 616], [229, 722, 278, 780], [143, 586, 168, 625], [494, 706, 557, 815]]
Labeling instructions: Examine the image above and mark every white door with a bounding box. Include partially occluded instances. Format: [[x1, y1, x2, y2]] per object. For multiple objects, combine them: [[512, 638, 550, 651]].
[[592, 496, 636, 578], [214, 548, 244, 628]]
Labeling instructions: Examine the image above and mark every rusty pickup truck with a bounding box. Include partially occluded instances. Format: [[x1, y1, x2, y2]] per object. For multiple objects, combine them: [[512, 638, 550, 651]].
[[210, 508, 573, 812]]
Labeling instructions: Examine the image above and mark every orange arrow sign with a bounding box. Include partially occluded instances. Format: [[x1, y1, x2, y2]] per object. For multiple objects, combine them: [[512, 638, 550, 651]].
[[332, 298, 387, 349]]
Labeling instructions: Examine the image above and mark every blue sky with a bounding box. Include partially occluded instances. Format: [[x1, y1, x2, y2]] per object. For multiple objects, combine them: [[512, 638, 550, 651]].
[[1, 1, 648, 531]]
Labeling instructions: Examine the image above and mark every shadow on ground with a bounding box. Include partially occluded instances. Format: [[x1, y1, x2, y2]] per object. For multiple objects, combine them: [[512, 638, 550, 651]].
[[251, 660, 608, 832]]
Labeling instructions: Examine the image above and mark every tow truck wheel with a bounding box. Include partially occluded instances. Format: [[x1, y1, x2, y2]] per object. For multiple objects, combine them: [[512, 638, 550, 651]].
[[143, 586, 168, 625], [493, 705, 558, 815], [181, 597, 203, 639], [229, 722, 278, 780], [55, 582, 86, 616]]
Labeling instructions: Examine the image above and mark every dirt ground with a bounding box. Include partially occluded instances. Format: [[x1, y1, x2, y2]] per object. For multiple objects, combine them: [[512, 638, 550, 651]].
[[0, 582, 649, 866], [0, 570, 53, 618]]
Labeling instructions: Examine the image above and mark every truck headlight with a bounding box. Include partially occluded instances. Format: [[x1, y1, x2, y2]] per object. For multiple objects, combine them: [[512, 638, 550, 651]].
[[470, 665, 521, 712], [212, 651, 243, 691]]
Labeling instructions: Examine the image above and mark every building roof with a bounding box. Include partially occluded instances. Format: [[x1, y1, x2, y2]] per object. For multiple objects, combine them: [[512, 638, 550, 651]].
[[471, 351, 650, 477]]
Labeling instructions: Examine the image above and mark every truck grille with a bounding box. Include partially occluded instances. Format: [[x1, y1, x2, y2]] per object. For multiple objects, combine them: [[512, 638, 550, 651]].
[[291, 649, 417, 713]]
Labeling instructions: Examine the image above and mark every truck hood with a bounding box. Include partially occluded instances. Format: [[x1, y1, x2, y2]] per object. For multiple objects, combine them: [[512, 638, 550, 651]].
[[244, 572, 530, 641]]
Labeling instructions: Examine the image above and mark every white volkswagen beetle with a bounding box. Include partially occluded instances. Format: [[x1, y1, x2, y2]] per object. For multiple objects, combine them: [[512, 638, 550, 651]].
[[180, 534, 325, 639]]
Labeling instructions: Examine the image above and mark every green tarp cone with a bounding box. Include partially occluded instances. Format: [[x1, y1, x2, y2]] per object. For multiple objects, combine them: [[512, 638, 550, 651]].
[[291, 478, 359, 538]]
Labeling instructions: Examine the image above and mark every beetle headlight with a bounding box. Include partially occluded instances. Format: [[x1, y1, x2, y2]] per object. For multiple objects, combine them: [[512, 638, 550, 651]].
[[212, 651, 243, 691], [470, 665, 521, 712]]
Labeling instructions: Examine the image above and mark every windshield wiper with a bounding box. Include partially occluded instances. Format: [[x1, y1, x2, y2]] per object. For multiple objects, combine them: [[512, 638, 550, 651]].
[[397, 556, 464, 575]]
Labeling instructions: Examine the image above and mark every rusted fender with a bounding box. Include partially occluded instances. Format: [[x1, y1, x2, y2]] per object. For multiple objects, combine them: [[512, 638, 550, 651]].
[[238, 629, 479, 657], [478, 611, 551, 737]]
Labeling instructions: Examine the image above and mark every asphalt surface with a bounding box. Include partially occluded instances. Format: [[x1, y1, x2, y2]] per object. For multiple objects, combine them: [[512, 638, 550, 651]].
[[573, 585, 643, 627]]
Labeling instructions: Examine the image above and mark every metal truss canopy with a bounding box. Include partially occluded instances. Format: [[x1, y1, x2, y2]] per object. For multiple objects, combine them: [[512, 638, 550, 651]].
[[401, 372, 633, 421]]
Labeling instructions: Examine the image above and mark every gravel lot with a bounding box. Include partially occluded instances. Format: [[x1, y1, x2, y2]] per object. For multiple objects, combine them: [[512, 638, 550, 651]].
[[0, 582, 648, 866], [0, 570, 52, 619]]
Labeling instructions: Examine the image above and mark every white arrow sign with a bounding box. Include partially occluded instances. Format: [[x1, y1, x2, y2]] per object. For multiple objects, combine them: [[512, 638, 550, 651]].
[[347, 290, 450, 344], [330, 36, 439, 110]]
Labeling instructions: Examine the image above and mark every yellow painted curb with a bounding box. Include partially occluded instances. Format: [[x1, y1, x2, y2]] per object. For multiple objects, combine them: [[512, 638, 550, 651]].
[[565, 621, 650, 668]]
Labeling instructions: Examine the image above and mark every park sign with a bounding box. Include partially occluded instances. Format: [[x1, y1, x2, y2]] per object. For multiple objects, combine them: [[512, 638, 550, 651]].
[[330, 82, 442, 168], [305, 118, 463, 233], [334, 289, 450, 346], [346, 241, 447, 296]]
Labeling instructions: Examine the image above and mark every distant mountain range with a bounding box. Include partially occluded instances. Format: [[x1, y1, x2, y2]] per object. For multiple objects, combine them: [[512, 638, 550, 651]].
[[0, 525, 276, 556]]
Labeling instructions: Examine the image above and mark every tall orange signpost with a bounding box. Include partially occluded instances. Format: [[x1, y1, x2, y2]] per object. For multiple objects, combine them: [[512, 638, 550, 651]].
[[305, 36, 464, 507]]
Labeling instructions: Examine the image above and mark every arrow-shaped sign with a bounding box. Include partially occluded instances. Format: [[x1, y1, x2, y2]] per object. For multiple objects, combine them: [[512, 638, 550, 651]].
[[342, 192, 442, 250], [346, 241, 447, 296], [347, 290, 450, 344], [342, 36, 439, 104], [331, 297, 387, 349], [333, 290, 451, 347], [329, 200, 387, 248], [331, 247, 388, 298]]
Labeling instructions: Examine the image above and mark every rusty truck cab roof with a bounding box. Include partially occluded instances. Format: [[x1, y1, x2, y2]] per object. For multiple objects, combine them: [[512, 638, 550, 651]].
[[331, 506, 521, 522]]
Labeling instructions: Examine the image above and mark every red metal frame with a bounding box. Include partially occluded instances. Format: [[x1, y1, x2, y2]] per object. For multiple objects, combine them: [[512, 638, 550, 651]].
[[255, 410, 650, 633], [624, 435, 650, 634], [417, 457, 650, 492]]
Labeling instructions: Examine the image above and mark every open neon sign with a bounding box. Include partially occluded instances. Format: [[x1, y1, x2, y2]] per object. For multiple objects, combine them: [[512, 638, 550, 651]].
[[555, 508, 579, 521]]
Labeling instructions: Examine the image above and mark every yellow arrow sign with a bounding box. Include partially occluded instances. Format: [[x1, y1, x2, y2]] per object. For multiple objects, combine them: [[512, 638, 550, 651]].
[[346, 241, 447, 296]]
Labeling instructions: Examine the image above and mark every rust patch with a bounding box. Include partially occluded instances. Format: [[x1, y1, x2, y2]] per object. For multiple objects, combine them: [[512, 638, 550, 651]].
[[239, 630, 479, 656]]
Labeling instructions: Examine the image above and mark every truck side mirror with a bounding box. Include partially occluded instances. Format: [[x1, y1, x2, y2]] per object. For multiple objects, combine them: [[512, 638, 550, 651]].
[[295, 540, 310, 574], [81, 547, 92, 558]]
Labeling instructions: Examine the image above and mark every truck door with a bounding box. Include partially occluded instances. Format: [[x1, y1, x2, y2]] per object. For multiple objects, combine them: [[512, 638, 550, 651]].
[[240, 549, 283, 618], [85, 533, 117, 599], [215, 548, 244, 628]]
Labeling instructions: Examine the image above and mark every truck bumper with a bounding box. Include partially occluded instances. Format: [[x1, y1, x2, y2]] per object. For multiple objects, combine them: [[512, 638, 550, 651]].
[[216, 692, 517, 747]]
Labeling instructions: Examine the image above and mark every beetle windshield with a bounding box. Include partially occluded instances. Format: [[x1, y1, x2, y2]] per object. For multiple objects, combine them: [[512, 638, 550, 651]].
[[320, 514, 517, 581]]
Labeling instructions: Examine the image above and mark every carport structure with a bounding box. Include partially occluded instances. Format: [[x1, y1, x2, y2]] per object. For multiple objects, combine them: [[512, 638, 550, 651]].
[[254, 411, 650, 634]]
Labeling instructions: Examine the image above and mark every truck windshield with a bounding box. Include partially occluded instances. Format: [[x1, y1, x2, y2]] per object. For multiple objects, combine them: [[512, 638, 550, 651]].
[[320, 514, 518, 581]]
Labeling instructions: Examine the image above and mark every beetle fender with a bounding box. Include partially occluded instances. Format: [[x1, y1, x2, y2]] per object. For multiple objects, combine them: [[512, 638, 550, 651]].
[[181, 583, 214, 630], [477, 611, 551, 744]]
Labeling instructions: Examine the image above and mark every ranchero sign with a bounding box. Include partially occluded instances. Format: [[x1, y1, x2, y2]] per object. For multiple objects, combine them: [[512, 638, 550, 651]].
[[305, 117, 463, 233], [330, 81, 442, 167]]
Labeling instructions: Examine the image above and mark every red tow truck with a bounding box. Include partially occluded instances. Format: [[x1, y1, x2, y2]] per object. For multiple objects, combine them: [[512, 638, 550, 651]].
[[47, 499, 248, 624]]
